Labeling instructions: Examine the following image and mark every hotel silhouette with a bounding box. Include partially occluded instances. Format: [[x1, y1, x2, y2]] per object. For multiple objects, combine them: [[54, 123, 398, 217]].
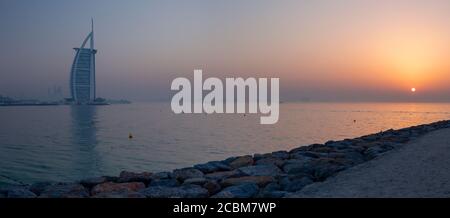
[[69, 20, 97, 104]]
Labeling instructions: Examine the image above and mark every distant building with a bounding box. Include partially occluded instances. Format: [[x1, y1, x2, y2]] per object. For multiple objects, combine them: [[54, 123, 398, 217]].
[[70, 19, 96, 104]]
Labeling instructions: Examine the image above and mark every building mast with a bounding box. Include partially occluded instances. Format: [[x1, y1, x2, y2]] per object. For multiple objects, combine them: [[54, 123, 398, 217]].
[[91, 18, 96, 100]]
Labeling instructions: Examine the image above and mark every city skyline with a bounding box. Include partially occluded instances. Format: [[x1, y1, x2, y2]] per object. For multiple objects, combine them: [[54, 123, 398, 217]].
[[0, 0, 449, 102]]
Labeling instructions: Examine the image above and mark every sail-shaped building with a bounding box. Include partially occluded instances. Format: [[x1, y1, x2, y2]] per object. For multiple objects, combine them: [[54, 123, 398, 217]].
[[70, 20, 96, 104]]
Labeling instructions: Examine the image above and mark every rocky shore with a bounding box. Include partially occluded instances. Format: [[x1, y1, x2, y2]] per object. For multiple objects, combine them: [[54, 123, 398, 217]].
[[1, 120, 450, 198]]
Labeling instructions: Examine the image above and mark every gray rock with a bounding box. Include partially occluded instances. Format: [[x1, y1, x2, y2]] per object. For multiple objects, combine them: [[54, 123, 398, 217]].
[[324, 140, 336, 145], [117, 171, 153, 183], [340, 151, 365, 165], [279, 176, 291, 189], [282, 158, 314, 174], [291, 151, 325, 159], [194, 161, 232, 173], [183, 177, 208, 186], [212, 183, 259, 198], [282, 177, 313, 192], [364, 144, 394, 159], [262, 182, 281, 192], [39, 183, 89, 198], [203, 180, 221, 195], [261, 191, 288, 198], [387, 136, 409, 143], [151, 171, 172, 180], [29, 182, 53, 195], [91, 182, 146, 196], [270, 151, 290, 159], [139, 185, 209, 198], [239, 165, 282, 177], [182, 184, 210, 198], [257, 182, 283, 198], [79, 177, 110, 188], [289, 144, 321, 153], [149, 178, 180, 187], [173, 168, 204, 181], [327, 141, 352, 150], [229, 155, 254, 169], [91, 190, 146, 198], [7, 188, 37, 198], [253, 153, 266, 161], [361, 134, 380, 142], [311, 159, 346, 181], [307, 144, 336, 153], [283, 164, 308, 174], [221, 176, 275, 187], [220, 156, 239, 165], [255, 157, 284, 167], [0, 184, 28, 195], [205, 170, 244, 180]]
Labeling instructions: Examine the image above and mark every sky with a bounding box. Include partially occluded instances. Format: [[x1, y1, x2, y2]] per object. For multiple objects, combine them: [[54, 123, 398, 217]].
[[0, 0, 449, 102]]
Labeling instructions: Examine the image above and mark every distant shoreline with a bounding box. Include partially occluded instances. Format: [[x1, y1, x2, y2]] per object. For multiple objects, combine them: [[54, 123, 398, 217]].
[[1, 120, 449, 198], [0, 103, 61, 107], [0, 101, 131, 107]]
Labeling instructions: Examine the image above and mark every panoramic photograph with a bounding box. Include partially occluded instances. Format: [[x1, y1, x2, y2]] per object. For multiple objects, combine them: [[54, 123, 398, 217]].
[[0, 0, 449, 215]]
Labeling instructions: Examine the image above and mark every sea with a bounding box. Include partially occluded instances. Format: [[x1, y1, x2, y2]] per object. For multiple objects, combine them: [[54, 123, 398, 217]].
[[1, 102, 450, 184]]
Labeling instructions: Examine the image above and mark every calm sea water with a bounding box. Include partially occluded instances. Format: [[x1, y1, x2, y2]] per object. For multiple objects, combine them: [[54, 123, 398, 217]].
[[1, 102, 450, 184]]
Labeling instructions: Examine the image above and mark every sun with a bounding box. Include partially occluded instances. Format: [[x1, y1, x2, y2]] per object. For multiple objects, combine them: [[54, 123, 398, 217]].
[[411, 87, 416, 92]]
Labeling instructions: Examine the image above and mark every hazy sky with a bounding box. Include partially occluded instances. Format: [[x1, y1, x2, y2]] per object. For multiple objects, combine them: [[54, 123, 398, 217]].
[[0, 0, 449, 102]]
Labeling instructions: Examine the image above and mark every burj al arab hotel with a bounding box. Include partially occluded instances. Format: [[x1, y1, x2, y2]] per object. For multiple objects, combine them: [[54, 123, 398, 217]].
[[69, 20, 97, 104]]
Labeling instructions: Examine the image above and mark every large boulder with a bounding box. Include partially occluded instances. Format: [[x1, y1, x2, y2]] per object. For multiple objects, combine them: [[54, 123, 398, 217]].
[[149, 178, 180, 187], [280, 177, 313, 192], [117, 171, 153, 183], [221, 176, 274, 187], [339, 151, 365, 165], [80, 176, 114, 189], [212, 183, 259, 198], [183, 178, 208, 186], [139, 185, 209, 198], [282, 157, 314, 174], [229, 155, 254, 169], [150, 171, 172, 180], [29, 182, 53, 195], [291, 151, 325, 159], [194, 161, 232, 173], [309, 158, 347, 181], [238, 165, 282, 177], [91, 182, 145, 196], [270, 151, 290, 159], [255, 157, 285, 167], [255, 151, 289, 161], [91, 190, 146, 198], [202, 180, 221, 195], [364, 143, 395, 160], [260, 191, 288, 198], [325, 140, 353, 150], [182, 185, 210, 198], [173, 168, 204, 181], [205, 170, 244, 180], [6, 188, 37, 198], [39, 183, 89, 198]]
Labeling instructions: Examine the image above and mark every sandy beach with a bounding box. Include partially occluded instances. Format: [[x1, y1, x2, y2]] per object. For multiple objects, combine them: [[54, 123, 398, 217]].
[[288, 128, 450, 197]]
